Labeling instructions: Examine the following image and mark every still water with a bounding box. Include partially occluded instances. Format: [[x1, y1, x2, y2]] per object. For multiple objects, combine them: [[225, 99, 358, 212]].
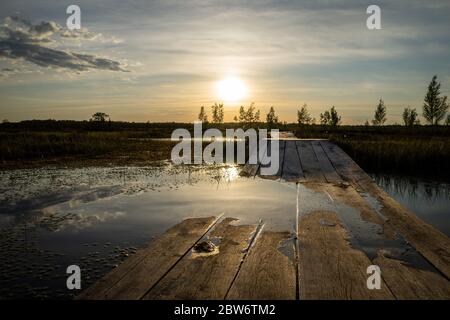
[[0, 164, 296, 299], [371, 174, 450, 237], [0, 164, 448, 299]]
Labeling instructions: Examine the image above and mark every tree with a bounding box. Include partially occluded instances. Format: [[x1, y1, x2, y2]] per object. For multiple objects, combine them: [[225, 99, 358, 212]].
[[2, 119, 9, 123], [236, 103, 260, 123], [446, 114, 450, 126], [198, 106, 208, 123], [320, 106, 341, 126], [423, 75, 449, 125], [297, 103, 312, 125], [211, 103, 224, 123], [246, 103, 260, 123], [402, 107, 418, 126], [238, 106, 246, 123], [372, 99, 387, 126], [90, 112, 109, 122], [266, 106, 279, 128]]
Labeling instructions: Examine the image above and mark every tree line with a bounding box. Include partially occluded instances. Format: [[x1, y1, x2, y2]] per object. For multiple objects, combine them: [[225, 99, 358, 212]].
[[198, 75, 450, 127]]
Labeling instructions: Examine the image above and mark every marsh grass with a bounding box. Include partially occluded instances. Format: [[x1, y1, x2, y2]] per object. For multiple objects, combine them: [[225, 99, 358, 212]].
[[1, 121, 450, 179], [334, 137, 450, 179], [0, 132, 177, 168]]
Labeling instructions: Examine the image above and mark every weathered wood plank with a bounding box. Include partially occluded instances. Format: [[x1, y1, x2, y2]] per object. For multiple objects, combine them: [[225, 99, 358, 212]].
[[321, 183, 450, 299], [77, 216, 218, 300], [282, 141, 305, 182], [226, 231, 296, 300], [297, 211, 394, 299], [359, 181, 450, 280], [143, 218, 257, 300], [241, 140, 268, 177], [257, 139, 270, 176], [296, 141, 326, 183], [319, 140, 371, 184], [374, 255, 450, 299], [310, 140, 343, 183], [259, 140, 285, 180], [320, 140, 450, 279], [275, 140, 285, 179]]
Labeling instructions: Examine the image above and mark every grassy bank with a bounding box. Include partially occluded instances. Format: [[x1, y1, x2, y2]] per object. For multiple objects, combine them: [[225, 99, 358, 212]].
[[0, 132, 177, 169], [333, 137, 450, 180], [1, 121, 450, 180]]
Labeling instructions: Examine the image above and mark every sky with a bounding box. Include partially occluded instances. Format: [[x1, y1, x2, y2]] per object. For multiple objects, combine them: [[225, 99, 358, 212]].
[[0, 0, 449, 124]]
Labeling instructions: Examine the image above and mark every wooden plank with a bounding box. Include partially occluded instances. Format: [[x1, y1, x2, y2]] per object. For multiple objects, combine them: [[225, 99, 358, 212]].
[[259, 140, 285, 180], [77, 216, 218, 300], [296, 141, 326, 183], [277, 140, 285, 179], [297, 211, 394, 299], [282, 141, 305, 181], [226, 231, 296, 300], [310, 140, 343, 184], [358, 180, 450, 280], [319, 140, 371, 184], [143, 218, 257, 300], [320, 141, 450, 279], [374, 255, 450, 299], [321, 183, 450, 299], [241, 140, 267, 177], [257, 139, 270, 175]]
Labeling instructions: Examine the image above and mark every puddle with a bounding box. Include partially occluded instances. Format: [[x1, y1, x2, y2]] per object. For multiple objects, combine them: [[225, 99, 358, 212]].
[[277, 237, 296, 264], [297, 183, 439, 273], [1, 164, 444, 299], [0, 164, 296, 299]]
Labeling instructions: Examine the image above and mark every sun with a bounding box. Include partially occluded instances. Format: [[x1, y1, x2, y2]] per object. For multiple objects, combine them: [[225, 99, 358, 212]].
[[216, 77, 248, 103]]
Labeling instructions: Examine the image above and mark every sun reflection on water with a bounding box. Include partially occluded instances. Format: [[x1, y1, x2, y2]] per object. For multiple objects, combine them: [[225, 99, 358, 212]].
[[221, 165, 239, 183]]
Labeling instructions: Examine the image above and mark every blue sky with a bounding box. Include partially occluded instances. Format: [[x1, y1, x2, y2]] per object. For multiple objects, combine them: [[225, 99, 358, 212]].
[[0, 0, 449, 123]]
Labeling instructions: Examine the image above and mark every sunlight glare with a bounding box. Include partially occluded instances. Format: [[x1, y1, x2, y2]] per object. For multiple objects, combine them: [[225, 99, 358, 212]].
[[221, 165, 239, 182], [216, 77, 248, 103]]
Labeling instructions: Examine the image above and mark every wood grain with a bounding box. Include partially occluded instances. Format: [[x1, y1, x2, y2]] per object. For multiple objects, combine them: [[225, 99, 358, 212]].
[[77, 216, 218, 300], [282, 141, 304, 181], [297, 141, 326, 183], [297, 211, 394, 299], [226, 231, 296, 300], [143, 218, 257, 300]]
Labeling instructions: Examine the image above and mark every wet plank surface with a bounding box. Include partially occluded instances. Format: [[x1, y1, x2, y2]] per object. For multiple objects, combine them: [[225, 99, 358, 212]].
[[226, 231, 296, 300], [297, 211, 394, 299], [77, 216, 218, 299], [79, 139, 450, 300], [143, 218, 256, 300]]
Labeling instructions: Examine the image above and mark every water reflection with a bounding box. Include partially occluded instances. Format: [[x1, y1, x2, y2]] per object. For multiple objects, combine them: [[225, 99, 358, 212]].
[[0, 164, 296, 299], [371, 173, 450, 237], [372, 174, 450, 202]]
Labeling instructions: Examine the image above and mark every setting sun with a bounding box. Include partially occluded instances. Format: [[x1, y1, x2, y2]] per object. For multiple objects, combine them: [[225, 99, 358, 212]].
[[216, 77, 248, 103]]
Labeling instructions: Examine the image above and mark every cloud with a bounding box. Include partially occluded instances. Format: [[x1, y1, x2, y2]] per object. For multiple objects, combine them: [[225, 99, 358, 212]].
[[0, 16, 127, 72]]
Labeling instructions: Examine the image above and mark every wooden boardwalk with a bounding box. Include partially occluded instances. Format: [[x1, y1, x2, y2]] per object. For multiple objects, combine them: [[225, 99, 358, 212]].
[[78, 139, 450, 300]]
